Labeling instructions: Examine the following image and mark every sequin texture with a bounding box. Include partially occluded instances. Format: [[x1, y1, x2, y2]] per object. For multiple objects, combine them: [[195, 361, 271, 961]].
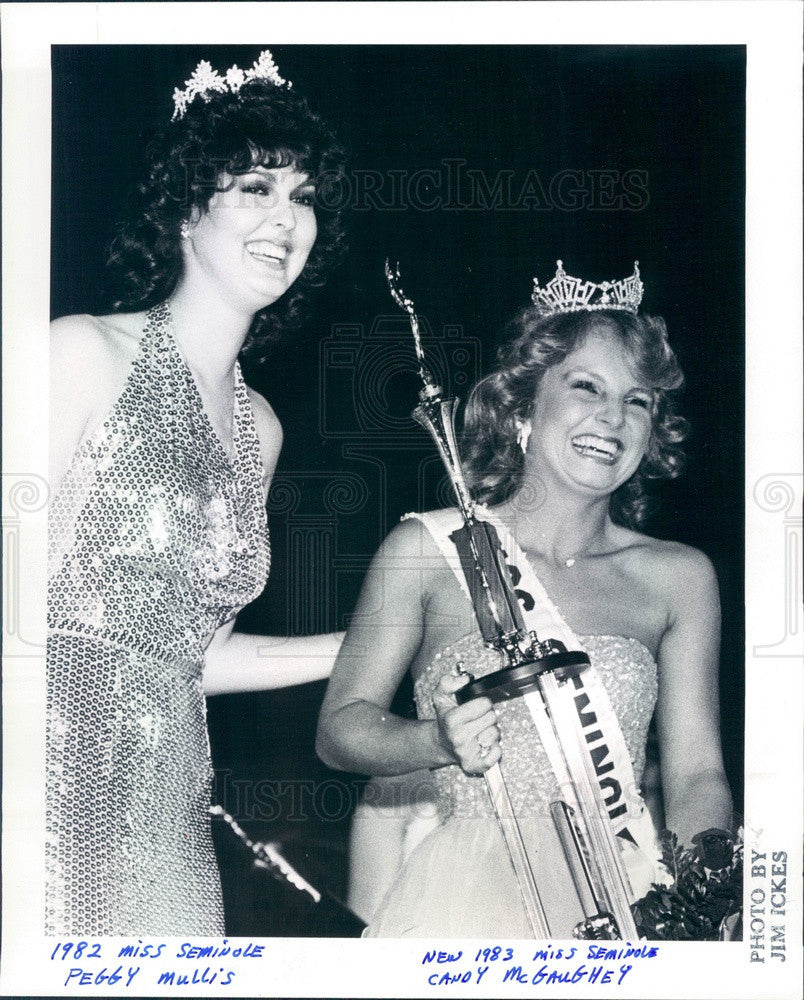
[[414, 632, 658, 822], [46, 303, 269, 935]]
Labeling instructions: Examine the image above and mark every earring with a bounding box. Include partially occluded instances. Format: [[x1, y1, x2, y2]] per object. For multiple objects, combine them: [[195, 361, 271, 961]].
[[515, 420, 532, 455], [180, 220, 190, 240]]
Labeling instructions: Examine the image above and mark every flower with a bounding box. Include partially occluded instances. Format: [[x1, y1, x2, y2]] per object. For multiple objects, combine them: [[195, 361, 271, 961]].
[[631, 828, 743, 941], [692, 828, 734, 872]]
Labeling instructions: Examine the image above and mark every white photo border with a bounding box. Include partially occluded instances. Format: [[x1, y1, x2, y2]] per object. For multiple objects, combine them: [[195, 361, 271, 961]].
[[2, 2, 801, 998]]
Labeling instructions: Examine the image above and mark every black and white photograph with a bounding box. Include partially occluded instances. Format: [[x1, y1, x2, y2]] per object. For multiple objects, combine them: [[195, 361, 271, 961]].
[[1, 4, 801, 998]]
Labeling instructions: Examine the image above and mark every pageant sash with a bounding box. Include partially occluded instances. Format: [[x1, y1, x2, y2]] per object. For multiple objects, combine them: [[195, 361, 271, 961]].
[[404, 507, 662, 899]]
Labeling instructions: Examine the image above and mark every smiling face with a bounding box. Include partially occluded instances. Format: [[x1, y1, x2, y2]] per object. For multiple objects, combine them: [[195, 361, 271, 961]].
[[182, 163, 317, 316], [524, 327, 654, 499]]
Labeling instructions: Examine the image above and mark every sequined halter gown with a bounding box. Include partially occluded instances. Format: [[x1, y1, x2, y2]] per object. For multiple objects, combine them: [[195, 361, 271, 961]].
[[46, 303, 270, 935]]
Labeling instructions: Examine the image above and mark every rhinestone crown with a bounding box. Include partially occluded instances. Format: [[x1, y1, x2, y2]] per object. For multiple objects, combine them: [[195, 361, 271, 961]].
[[531, 260, 643, 316], [172, 49, 290, 121]]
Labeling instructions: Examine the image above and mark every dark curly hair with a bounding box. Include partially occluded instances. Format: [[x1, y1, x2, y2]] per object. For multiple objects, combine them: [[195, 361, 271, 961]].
[[461, 307, 689, 528], [107, 78, 347, 361]]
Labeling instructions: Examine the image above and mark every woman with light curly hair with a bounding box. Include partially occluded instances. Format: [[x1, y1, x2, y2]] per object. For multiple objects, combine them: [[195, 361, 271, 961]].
[[318, 263, 734, 937], [47, 50, 346, 936]]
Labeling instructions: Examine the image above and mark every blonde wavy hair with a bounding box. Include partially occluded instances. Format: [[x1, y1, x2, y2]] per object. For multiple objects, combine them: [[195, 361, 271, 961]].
[[461, 307, 689, 528]]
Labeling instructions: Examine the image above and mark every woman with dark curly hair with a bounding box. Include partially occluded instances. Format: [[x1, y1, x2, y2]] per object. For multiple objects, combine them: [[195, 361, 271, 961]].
[[47, 51, 346, 935], [317, 262, 733, 937]]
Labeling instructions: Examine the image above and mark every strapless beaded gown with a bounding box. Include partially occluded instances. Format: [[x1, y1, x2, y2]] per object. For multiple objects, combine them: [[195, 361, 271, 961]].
[[366, 632, 658, 938], [46, 303, 270, 935]]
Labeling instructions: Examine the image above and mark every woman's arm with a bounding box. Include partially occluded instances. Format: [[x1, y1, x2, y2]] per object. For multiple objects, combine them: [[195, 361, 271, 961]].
[[655, 545, 733, 844], [203, 623, 344, 693], [201, 387, 342, 694], [245, 388, 283, 499], [316, 518, 500, 777]]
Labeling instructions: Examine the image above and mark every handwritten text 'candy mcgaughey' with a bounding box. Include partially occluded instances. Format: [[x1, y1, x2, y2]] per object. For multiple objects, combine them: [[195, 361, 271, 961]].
[[422, 943, 659, 987]]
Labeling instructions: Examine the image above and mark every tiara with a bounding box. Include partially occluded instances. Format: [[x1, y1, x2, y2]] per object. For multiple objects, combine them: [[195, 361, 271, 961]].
[[171, 49, 291, 121], [531, 260, 643, 316]]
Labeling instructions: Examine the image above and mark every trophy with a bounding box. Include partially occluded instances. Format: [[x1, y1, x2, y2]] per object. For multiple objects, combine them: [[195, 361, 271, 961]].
[[385, 260, 639, 939]]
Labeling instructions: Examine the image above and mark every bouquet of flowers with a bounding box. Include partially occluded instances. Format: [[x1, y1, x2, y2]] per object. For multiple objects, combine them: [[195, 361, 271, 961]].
[[632, 828, 743, 941]]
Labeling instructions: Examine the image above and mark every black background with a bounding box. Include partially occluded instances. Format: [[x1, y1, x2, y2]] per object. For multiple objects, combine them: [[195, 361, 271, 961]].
[[51, 44, 745, 934]]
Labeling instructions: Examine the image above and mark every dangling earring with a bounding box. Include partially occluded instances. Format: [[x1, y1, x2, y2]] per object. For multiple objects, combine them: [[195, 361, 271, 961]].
[[180, 220, 190, 240], [515, 420, 532, 455]]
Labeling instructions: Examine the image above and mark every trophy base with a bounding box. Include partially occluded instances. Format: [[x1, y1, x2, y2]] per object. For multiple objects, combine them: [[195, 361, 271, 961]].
[[455, 646, 590, 705], [572, 913, 621, 940]]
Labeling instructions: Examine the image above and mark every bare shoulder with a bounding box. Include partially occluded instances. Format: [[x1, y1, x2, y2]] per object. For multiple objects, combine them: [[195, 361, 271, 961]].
[[49, 311, 149, 488], [50, 311, 146, 384], [617, 528, 719, 606], [383, 509, 464, 559], [374, 511, 465, 602], [383, 513, 440, 556], [632, 531, 714, 577], [357, 516, 449, 618], [51, 310, 146, 351], [245, 388, 283, 483], [358, 515, 449, 587]]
